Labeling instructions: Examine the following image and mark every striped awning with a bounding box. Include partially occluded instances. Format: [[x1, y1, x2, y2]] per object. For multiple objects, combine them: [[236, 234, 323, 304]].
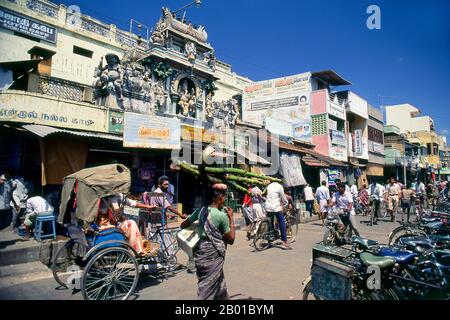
[[22, 124, 122, 141]]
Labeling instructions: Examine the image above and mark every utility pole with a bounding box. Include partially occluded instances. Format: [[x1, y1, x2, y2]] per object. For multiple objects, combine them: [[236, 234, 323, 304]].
[[403, 138, 407, 186]]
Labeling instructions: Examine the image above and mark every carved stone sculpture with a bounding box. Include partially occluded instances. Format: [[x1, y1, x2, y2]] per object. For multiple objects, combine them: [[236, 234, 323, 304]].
[[177, 79, 197, 117], [185, 42, 197, 61], [153, 80, 168, 111], [205, 91, 214, 120], [151, 18, 166, 46], [93, 53, 124, 101]]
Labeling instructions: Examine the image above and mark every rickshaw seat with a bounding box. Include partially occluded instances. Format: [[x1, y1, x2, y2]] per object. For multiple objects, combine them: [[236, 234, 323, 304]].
[[67, 225, 126, 249], [88, 227, 126, 248]]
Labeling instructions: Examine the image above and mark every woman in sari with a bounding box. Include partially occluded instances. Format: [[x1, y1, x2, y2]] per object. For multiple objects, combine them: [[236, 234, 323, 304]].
[[180, 183, 235, 300]]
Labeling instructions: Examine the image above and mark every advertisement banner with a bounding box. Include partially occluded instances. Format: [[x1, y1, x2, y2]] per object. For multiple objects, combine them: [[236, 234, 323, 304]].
[[330, 130, 346, 146], [109, 111, 124, 134], [123, 112, 180, 149], [328, 119, 337, 131], [242, 72, 312, 140], [0, 8, 57, 43], [328, 101, 346, 120], [327, 169, 340, 186], [330, 145, 347, 162], [372, 142, 384, 154]]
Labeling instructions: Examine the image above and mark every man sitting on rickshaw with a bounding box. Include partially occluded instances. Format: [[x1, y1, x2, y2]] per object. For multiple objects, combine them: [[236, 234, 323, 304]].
[[96, 193, 156, 256]]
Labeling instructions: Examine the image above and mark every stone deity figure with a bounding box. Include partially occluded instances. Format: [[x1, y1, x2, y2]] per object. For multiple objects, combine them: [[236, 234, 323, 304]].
[[185, 42, 197, 61], [188, 88, 197, 117], [228, 98, 240, 125], [151, 18, 166, 45], [153, 80, 167, 110], [177, 80, 197, 117], [205, 92, 214, 120], [94, 53, 124, 101], [178, 81, 191, 116]]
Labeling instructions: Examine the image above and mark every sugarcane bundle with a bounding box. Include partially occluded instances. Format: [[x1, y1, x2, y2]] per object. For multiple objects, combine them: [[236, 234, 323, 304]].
[[175, 160, 280, 194]]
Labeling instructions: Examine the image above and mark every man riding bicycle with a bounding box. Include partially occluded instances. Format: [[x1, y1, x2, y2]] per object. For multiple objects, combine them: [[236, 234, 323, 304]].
[[329, 182, 360, 237], [264, 179, 291, 250]]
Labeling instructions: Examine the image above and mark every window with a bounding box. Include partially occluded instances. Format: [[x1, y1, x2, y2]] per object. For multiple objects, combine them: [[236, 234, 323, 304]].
[[73, 46, 93, 58], [368, 126, 383, 144]]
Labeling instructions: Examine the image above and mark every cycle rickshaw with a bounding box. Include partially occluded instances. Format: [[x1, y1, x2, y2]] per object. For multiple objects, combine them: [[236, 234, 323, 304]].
[[52, 164, 180, 300]]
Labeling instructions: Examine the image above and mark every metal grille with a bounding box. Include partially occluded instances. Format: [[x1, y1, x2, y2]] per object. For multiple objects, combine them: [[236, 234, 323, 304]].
[[312, 114, 328, 135]]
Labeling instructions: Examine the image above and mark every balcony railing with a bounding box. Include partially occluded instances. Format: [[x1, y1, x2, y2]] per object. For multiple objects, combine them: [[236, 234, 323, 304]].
[[4, 0, 149, 49], [28, 74, 92, 103]]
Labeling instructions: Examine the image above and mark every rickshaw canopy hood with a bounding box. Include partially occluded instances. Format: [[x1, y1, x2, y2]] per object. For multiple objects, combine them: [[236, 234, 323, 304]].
[[58, 164, 131, 224]]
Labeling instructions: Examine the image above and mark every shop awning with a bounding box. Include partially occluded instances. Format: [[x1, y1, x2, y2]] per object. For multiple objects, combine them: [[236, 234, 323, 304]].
[[279, 141, 347, 168], [0, 59, 43, 73], [22, 124, 122, 141], [366, 163, 384, 176], [312, 70, 352, 86], [301, 154, 329, 167]]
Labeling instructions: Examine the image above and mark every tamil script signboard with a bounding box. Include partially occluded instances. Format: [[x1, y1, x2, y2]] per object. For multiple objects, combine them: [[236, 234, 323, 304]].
[[123, 112, 180, 149], [242, 72, 312, 141], [0, 91, 108, 132], [0, 7, 57, 43]]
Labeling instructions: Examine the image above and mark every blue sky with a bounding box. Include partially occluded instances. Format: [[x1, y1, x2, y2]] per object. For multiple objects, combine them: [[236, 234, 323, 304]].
[[57, 0, 450, 139]]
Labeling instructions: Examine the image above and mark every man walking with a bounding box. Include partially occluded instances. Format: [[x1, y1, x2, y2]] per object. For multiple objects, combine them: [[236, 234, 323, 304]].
[[368, 179, 383, 224], [315, 181, 331, 226], [385, 178, 401, 222], [303, 184, 314, 217], [265, 179, 291, 249]]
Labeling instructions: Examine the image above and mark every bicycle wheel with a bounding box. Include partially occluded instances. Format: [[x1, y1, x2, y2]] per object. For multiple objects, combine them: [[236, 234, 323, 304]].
[[82, 247, 139, 300], [286, 214, 299, 243], [253, 220, 270, 251], [302, 279, 322, 300], [52, 240, 86, 289]]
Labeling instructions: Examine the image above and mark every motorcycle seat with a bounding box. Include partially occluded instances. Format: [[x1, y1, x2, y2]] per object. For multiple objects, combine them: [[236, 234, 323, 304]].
[[351, 236, 378, 249], [378, 247, 417, 264], [360, 252, 396, 269]]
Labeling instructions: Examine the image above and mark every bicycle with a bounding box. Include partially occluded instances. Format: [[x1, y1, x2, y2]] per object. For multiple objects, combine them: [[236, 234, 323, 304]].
[[253, 209, 299, 251]]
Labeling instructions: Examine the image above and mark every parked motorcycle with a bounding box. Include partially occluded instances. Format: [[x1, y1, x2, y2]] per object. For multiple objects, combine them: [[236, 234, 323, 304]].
[[352, 236, 450, 300]]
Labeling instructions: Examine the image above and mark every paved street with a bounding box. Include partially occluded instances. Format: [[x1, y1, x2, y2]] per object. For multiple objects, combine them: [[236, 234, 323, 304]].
[[0, 214, 402, 300]]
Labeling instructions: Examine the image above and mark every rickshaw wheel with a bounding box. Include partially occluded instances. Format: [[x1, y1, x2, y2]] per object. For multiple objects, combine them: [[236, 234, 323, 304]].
[[165, 254, 178, 271], [81, 247, 139, 300], [52, 240, 86, 289]]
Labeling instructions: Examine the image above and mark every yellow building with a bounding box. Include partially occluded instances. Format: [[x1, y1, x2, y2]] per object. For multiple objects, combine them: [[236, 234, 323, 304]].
[[406, 131, 441, 170]]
